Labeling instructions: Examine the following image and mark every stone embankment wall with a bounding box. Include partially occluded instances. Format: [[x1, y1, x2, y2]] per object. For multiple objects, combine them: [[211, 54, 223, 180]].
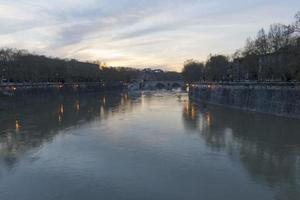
[[0, 82, 125, 96], [189, 82, 300, 118], [0, 82, 125, 110]]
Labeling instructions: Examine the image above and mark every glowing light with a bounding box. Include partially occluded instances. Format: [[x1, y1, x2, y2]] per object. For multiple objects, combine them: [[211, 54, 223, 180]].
[[183, 102, 198, 120], [206, 112, 212, 126], [60, 104, 64, 115], [75, 100, 80, 111], [207, 84, 215, 90], [191, 104, 197, 120], [15, 120, 20, 132], [101, 62, 108, 68]]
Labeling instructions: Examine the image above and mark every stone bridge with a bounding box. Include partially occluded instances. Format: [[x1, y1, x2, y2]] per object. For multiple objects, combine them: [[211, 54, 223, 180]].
[[141, 81, 185, 90], [128, 80, 185, 90]]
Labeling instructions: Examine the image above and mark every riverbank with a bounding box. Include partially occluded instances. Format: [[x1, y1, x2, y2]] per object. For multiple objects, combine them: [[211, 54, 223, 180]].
[[0, 82, 126, 111], [0, 82, 125, 95], [189, 82, 300, 119]]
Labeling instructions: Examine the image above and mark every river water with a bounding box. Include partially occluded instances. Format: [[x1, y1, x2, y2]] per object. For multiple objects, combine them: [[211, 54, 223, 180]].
[[0, 91, 300, 200]]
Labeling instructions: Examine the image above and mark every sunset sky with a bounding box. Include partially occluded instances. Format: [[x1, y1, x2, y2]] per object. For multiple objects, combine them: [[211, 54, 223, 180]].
[[0, 0, 299, 71]]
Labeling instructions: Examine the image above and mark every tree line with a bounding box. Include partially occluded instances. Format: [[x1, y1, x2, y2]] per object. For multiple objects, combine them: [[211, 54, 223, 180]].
[[182, 11, 300, 83], [0, 49, 181, 83], [0, 48, 142, 83], [0, 48, 182, 83]]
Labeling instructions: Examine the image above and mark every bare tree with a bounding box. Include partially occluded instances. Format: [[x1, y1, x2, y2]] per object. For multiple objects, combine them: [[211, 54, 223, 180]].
[[255, 28, 270, 55], [294, 11, 300, 33], [268, 23, 290, 52], [243, 37, 257, 56]]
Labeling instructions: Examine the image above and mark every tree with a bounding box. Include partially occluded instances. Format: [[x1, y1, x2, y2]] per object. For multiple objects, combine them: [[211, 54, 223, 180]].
[[232, 49, 243, 60], [255, 28, 270, 55], [286, 41, 300, 80], [294, 11, 300, 33], [182, 59, 204, 83], [205, 55, 230, 81], [243, 37, 257, 56], [268, 23, 290, 52], [182, 11, 300, 82], [0, 48, 144, 83]]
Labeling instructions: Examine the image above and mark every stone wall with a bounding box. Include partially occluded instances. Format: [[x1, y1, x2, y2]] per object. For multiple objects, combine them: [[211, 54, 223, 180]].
[[189, 82, 300, 118], [0, 82, 125, 96]]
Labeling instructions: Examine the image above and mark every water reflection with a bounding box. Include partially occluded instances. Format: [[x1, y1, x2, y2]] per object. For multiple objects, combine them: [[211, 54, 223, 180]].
[[0, 92, 137, 170], [182, 101, 199, 130], [0, 92, 300, 200], [15, 120, 21, 133], [59, 104, 64, 115], [184, 100, 300, 199], [77, 100, 81, 111], [182, 101, 212, 131]]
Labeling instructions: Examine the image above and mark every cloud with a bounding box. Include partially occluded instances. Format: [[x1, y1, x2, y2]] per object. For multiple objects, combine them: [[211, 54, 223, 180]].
[[0, 0, 300, 70]]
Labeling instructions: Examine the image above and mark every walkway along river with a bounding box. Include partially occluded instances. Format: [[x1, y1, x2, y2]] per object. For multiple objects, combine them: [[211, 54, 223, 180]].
[[0, 91, 299, 200]]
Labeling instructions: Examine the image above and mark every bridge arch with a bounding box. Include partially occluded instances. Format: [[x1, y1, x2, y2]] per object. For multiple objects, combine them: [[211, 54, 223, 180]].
[[129, 80, 184, 90], [155, 82, 166, 89], [171, 82, 181, 88]]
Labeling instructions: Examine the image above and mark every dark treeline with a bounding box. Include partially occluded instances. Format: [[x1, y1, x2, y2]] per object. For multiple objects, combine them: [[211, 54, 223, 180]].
[[0, 49, 142, 83], [0, 49, 181, 83], [182, 11, 300, 83]]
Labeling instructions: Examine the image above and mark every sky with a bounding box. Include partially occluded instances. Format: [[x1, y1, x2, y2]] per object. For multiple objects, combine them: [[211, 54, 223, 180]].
[[0, 0, 299, 71]]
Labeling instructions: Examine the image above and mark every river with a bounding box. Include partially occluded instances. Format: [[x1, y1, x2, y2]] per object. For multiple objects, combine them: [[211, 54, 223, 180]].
[[0, 91, 299, 200]]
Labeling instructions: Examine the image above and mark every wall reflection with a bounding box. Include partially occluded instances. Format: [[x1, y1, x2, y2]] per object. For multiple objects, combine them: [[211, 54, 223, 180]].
[[182, 101, 212, 132], [182, 101, 199, 130], [183, 100, 300, 199]]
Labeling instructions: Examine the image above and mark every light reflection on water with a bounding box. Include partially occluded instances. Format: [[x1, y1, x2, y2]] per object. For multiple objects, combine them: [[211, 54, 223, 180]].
[[0, 91, 300, 200]]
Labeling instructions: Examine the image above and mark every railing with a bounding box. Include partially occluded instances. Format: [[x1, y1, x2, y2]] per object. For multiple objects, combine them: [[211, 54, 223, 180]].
[[192, 81, 300, 87], [0, 82, 126, 96], [0, 82, 125, 88]]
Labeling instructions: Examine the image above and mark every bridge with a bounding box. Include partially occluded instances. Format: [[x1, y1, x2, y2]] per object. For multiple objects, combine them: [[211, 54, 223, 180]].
[[143, 81, 185, 90], [127, 68, 185, 90], [128, 80, 185, 90]]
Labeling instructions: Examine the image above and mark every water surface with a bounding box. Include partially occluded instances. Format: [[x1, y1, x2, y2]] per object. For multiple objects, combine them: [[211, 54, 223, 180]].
[[0, 91, 300, 200]]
